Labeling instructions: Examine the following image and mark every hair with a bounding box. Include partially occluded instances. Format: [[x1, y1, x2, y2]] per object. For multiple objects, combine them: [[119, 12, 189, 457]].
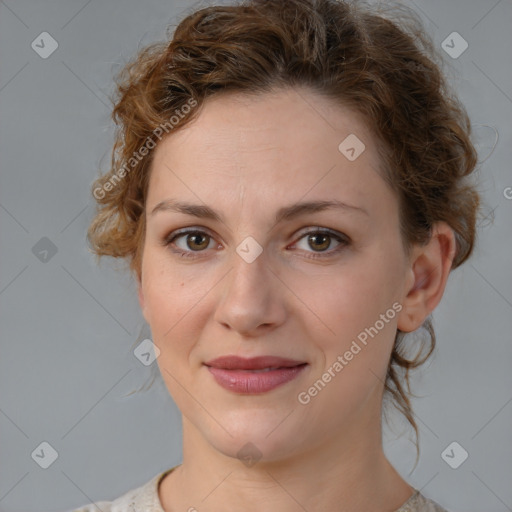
[[87, 0, 480, 460]]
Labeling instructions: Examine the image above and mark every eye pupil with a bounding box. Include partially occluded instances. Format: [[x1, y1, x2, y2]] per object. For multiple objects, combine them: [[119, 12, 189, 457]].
[[308, 233, 330, 251], [188, 233, 209, 251]]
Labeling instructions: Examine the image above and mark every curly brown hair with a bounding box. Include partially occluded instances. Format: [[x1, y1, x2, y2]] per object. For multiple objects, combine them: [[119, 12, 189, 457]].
[[88, 0, 480, 456]]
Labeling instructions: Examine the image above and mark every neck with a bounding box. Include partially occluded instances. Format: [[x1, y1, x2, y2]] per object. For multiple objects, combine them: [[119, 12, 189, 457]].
[[159, 406, 414, 512]]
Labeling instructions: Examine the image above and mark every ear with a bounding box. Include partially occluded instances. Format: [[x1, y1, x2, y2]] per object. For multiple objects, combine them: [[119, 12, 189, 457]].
[[397, 222, 457, 333]]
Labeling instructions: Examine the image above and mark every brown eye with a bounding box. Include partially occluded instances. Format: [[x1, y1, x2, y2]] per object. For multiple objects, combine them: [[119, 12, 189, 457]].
[[164, 229, 216, 258], [292, 228, 350, 260], [307, 233, 331, 251], [185, 232, 210, 251]]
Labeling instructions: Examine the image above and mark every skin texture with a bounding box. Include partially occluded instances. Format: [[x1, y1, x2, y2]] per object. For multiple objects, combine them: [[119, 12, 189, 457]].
[[137, 87, 456, 512]]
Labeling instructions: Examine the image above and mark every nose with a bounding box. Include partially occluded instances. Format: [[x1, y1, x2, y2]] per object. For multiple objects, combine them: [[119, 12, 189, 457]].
[[214, 247, 287, 337]]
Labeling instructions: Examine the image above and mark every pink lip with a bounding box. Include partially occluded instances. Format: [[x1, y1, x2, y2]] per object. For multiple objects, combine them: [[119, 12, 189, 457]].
[[203, 356, 308, 394]]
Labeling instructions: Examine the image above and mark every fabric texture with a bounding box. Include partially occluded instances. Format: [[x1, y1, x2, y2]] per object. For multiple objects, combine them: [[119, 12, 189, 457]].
[[69, 466, 451, 512]]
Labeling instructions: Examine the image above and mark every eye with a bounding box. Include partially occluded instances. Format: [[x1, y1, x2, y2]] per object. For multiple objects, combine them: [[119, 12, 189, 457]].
[[291, 228, 349, 259], [163, 227, 350, 260], [163, 229, 218, 258]]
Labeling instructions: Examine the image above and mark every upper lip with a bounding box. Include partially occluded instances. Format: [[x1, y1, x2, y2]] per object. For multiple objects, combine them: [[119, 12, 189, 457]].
[[204, 355, 307, 370]]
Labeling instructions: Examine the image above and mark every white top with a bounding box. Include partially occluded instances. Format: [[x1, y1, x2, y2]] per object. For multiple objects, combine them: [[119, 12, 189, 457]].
[[68, 466, 451, 512]]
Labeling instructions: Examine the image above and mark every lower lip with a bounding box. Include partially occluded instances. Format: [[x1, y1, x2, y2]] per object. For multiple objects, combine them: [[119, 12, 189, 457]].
[[206, 364, 308, 393]]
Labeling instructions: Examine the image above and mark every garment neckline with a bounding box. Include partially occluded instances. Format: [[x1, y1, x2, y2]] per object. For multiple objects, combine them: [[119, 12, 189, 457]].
[[152, 466, 421, 512]]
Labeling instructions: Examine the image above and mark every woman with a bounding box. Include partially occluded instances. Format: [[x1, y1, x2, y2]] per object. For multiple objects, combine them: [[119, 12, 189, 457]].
[[72, 0, 479, 510]]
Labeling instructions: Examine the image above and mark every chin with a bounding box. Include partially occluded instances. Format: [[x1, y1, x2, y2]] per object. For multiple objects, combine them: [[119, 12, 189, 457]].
[[202, 414, 308, 465]]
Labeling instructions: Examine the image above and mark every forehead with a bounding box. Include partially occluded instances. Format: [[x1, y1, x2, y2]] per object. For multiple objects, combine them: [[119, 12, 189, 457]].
[[148, 87, 393, 216], [156, 87, 375, 157]]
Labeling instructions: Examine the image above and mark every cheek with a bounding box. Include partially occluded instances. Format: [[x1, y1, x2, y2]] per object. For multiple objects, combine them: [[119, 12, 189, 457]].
[[141, 255, 185, 344], [142, 249, 194, 321], [293, 250, 403, 391], [299, 253, 401, 337], [140, 252, 215, 366], [141, 271, 198, 396], [298, 264, 400, 419]]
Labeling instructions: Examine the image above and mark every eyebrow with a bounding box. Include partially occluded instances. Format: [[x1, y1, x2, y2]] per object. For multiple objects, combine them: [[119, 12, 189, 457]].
[[150, 198, 368, 224]]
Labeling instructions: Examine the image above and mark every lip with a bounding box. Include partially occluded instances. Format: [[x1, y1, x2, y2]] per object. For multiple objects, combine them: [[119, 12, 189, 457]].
[[204, 355, 306, 370], [203, 356, 308, 394]]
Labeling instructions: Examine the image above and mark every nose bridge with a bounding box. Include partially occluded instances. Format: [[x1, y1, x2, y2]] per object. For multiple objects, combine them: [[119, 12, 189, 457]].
[[214, 241, 286, 334], [225, 241, 272, 306]]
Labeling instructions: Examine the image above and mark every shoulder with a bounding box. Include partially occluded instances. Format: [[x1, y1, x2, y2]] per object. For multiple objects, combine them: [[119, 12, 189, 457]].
[[66, 468, 174, 512], [396, 489, 453, 512]]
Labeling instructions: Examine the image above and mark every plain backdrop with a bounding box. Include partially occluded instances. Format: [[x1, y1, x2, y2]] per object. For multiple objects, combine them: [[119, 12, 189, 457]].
[[0, 1, 511, 511]]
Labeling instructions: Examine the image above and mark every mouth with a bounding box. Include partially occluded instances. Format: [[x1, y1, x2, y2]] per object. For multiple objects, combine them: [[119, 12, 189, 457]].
[[203, 356, 308, 393], [204, 355, 307, 370]]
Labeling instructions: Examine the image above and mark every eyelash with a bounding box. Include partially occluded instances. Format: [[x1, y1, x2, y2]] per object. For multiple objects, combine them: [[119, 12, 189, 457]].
[[162, 227, 350, 260]]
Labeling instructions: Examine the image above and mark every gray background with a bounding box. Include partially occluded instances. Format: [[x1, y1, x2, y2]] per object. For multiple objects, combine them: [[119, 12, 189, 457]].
[[0, 1, 511, 511]]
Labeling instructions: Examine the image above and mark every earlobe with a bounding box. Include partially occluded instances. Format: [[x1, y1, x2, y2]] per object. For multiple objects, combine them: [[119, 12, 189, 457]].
[[397, 222, 456, 333]]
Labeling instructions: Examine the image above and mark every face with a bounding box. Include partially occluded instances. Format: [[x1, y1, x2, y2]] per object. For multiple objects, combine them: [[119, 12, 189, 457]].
[[138, 87, 412, 462]]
